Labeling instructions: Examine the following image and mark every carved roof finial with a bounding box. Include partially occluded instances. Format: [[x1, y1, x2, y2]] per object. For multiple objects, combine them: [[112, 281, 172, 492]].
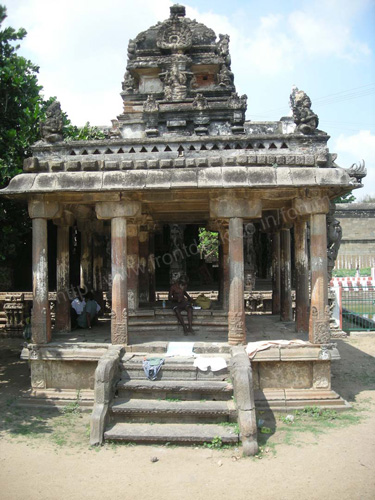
[[170, 4, 186, 18]]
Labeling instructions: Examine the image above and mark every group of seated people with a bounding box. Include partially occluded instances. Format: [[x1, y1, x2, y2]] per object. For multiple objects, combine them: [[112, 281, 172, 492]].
[[71, 290, 101, 329]]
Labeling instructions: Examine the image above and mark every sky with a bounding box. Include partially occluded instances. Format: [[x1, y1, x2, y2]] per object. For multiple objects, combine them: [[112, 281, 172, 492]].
[[3, 0, 375, 199]]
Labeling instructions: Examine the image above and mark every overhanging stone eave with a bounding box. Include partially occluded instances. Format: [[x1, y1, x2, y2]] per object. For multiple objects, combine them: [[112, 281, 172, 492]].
[[0, 166, 356, 200]]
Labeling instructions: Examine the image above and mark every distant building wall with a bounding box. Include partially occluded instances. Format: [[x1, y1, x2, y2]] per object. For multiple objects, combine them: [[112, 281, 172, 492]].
[[335, 203, 375, 269]]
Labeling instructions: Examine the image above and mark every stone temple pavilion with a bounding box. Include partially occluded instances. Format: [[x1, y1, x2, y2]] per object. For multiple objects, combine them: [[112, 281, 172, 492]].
[[0, 5, 365, 454]]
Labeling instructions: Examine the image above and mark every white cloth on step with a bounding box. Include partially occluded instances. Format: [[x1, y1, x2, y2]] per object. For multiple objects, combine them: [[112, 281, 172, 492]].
[[246, 339, 310, 359], [193, 356, 227, 372], [165, 342, 195, 357]]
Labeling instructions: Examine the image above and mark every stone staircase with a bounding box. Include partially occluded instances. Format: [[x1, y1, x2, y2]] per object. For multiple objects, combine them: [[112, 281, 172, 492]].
[[103, 352, 240, 445], [128, 309, 228, 334]]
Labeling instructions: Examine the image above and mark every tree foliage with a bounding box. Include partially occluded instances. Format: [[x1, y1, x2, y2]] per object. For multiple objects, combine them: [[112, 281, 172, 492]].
[[198, 228, 219, 263], [0, 5, 45, 263], [333, 192, 356, 204]]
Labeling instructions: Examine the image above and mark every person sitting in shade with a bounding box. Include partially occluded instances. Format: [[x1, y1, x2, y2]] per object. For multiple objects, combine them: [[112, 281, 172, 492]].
[[76, 292, 101, 330], [71, 288, 86, 328], [168, 277, 194, 335]]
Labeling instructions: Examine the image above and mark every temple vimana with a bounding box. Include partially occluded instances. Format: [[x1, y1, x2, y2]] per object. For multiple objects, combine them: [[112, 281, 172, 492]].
[[0, 5, 366, 455]]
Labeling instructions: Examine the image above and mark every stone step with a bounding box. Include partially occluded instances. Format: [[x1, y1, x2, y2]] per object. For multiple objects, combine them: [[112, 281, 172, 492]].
[[121, 355, 230, 381], [254, 389, 351, 412], [104, 422, 239, 445], [129, 319, 227, 326], [117, 379, 233, 400], [110, 398, 236, 424]]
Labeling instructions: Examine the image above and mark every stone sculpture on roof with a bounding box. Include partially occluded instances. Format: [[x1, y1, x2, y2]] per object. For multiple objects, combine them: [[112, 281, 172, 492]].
[[40, 101, 63, 143], [290, 86, 319, 135]]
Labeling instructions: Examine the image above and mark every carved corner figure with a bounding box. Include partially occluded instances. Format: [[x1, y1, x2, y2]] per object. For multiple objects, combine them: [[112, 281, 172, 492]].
[[290, 87, 319, 135], [347, 160, 367, 184], [217, 65, 234, 88], [192, 93, 208, 110], [326, 203, 342, 280], [217, 33, 231, 66], [122, 71, 137, 93], [40, 101, 63, 143]]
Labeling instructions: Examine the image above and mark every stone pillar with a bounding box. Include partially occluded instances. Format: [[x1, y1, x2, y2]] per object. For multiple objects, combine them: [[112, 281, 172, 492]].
[[280, 226, 292, 321], [228, 217, 246, 345], [79, 224, 93, 292], [294, 218, 309, 333], [293, 196, 330, 343], [139, 225, 150, 305], [271, 231, 281, 315], [54, 211, 74, 333], [148, 229, 156, 303], [218, 221, 229, 310], [29, 199, 61, 344], [93, 226, 104, 293], [127, 223, 139, 311], [309, 212, 330, 343], [96, 201, 142, 345]]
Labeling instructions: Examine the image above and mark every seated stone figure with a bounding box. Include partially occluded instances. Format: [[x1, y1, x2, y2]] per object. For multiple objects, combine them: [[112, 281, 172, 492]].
[[40, 101, 63, 143]]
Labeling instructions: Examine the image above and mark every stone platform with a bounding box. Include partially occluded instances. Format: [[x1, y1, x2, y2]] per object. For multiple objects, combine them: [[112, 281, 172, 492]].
[[19, 315, 348, 416]]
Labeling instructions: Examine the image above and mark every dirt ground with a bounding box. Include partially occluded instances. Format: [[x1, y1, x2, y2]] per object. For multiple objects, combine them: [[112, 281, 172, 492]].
[[0, 334, 374, 500]]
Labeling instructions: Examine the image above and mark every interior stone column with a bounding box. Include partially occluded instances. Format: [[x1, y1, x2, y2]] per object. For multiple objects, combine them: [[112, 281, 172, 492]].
[[294, 218, 309, 333], [127, 222, 139, 311], [271, 231, 281, 315], [218, 221, 229, 310], [79, 222, 93, 292], [54, 211, 74, 333], [92, 222, 104, 293], [29, 199, 61, 344], [309, 211, 330, 343], [148, 228, 156, 303], [228, 217, 246, 345], [139, 225, 150, 305], [280, 226, 293, 321], [96, 201, 141, 345]]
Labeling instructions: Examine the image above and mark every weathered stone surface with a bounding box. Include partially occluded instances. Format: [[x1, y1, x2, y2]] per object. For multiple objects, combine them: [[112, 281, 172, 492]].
[[312, 361, 331, 389], [258, 361, 313, 389], [104, 423, 238, 444], [96, 201, 141, 219], [210, 198, 262, 219], [90, 345, 123, 446], [230, 346, 258, 456]]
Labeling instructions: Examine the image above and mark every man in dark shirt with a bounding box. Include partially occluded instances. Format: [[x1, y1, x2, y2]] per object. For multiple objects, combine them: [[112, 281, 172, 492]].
[[168, 277, 194, 335]]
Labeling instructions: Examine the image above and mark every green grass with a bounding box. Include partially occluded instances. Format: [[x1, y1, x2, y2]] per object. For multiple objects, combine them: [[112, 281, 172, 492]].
[[333, 268, 371, 277]]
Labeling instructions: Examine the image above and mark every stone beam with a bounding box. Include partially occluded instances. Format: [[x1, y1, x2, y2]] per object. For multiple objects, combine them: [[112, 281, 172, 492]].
[[210, 198, 262, 219]]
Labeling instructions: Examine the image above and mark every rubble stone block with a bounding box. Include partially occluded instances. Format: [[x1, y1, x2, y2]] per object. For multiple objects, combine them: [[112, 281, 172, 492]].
[[23, 157, 40, 172], [247, 155, 257, 165], [285, 156, 296, 165], [50, 161, 64, 172], [82, 160, 98, 171], [147, 159, 159, 169], [135, 160, 147, 169], [305, 155, 315, 165], [121, 160, 134, 170], [208, 157, 222, 167], [66, 161, 81, 171], [160, 159, 172, 168]]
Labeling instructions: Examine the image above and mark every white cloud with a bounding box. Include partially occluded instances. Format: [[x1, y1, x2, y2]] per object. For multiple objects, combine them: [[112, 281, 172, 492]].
[[334, 130, 375, 198], [288, 8, 370, 61]]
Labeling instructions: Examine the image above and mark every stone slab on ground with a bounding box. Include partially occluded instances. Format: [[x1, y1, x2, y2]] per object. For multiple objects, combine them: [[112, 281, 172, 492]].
[[104, 422, 239, 444], [117, 379, 233, 398], [111, 398, 235, 419]]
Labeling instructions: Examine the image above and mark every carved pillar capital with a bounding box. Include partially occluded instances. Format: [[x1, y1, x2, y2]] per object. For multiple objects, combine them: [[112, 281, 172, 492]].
[[96, 201, 142, 220], [28, 199, 62, 219], [53, 210, 75, 227]]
